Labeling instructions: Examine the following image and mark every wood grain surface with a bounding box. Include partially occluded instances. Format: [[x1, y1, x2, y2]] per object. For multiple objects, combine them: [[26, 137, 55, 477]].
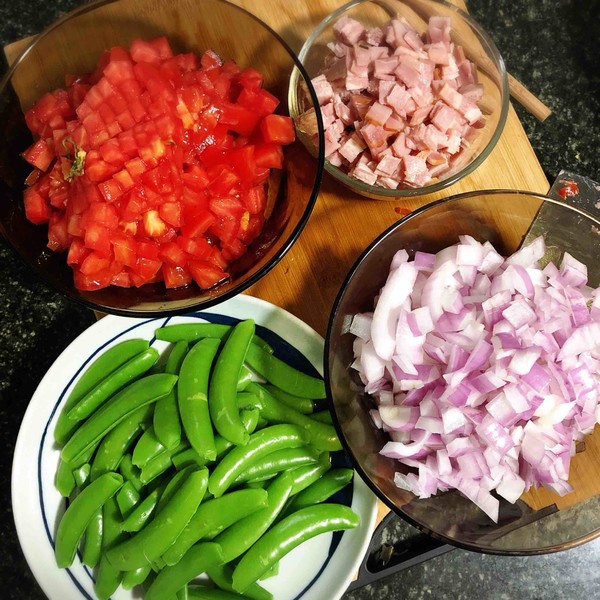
[[8, 0, 585, 526]]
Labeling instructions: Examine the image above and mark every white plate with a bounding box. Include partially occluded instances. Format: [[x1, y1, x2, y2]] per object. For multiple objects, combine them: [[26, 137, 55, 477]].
[[12, 294, 378, 600]]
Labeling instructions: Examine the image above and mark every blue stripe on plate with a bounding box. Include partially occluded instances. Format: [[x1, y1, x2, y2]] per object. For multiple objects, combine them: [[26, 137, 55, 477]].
[[38, 312, 351, 599]]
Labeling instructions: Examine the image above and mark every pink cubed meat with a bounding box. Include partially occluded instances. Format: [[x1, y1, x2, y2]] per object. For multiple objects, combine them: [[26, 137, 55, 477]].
[[311, 74, 334, 106], [403, 154, 431, 186], [334, 15, 365, 45], [365, 102, 393, 126], [339, 132, 367, 163]]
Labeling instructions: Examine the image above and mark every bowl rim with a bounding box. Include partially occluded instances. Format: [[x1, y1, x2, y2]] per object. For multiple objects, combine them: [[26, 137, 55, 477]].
[[296, 0, 510, 198], [0, 0, 325, 318], [324, 188, 600, 555]]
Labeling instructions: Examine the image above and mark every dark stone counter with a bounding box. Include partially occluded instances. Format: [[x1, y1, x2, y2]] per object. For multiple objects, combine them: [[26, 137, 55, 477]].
[[0, 1, 598, 598]]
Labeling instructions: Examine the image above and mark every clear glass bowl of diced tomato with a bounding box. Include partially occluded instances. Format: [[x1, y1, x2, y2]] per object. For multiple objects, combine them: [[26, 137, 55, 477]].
[[289, 0, 508, 200], [0, 0, 324, 316]]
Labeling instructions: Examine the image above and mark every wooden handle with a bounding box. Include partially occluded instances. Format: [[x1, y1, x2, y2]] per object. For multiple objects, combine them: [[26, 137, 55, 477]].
[[508, 73, 552, 122]]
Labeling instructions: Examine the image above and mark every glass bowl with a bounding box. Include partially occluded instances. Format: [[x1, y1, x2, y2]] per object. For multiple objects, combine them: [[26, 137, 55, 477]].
[[289, 0, 508, 200], [326, 190, 600, 554], [0, 0, 324, 316]]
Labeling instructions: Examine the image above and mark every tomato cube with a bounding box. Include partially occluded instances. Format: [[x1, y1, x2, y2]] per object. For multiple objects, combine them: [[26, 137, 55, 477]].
[[162, 264, 192, 289], [84, 223, 112, 257], [112, 234, 137, 268], [260, 114, 296, 145], [22, 139, 54, 171], [188, 259, 228, 289], [24, 185, 51, 224]]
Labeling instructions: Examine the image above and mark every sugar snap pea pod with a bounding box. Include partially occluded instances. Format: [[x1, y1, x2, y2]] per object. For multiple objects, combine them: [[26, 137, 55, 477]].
[[288, 452, 331, 496], [232, 504, 360, 592], [72, 463, 91, 488], [156, 323, 231, 342], [156, 465, 196, 513], [237, 365, 254, 392], [259, 562, 279, 580], [247, 383, 341, 452], [61, 373, 178, 463], [177, 586, 189, 600], [106, 468, 208, 570], [54, 339, 150, 445], [55, 472, 123, 568], [81, 507, 103, 568], [120, 454, 143, 491], [244, 344, 326, 399], [237, 392, 263, 410], [121, 483, 166, 533], [209, 319, 256, 446], [154, 340, 188, 449], [251, 336, 273, 355], [117, 480, 141, 517], [67, 348, 159, 421], [205, 563, 272, 600], [214, 471, 293, 563], [264, 384, 314, 414], [90, 403, 154, 480], [55, 458, 76, 497], [284, 468, 354, 515], [140, 442, 186, 485], [178, 338, 221, 460], [145, 542, 223, 600], [232, 446, 320, 486], [122, 565, 152, 590], [161, 488, 268, 566], [311, 410, 333, 424], [132, 426, 166, 468], [208, 424, 307, 498], [188, 586, 255, 599], [95, 495, 127, 600]]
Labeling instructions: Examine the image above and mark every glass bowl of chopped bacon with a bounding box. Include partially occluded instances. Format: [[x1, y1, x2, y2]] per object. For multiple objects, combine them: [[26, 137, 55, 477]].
[[326, 189, 600, 553], [290, 0, 508, 199], [0, 0, 324, 316]]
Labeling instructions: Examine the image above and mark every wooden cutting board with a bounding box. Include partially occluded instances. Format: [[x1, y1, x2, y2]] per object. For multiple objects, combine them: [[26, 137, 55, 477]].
[[7, 0, 575, 525]]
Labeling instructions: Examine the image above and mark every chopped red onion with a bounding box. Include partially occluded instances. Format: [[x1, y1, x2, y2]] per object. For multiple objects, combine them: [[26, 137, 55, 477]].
[[351, 236, 600, 522]]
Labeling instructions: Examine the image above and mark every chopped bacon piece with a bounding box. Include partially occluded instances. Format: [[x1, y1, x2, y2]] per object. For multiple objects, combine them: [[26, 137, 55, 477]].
[[403, 154, 430, 186], [375, 154, 401, 177], [311, 74, 334, 106], [339, 132, 366, 163], [365, 102, 393, 126], [333, 16, 365, 45]]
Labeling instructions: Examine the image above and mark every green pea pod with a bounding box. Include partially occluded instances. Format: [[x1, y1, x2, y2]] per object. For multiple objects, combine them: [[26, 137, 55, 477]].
[[161, 488, 268, 566], [188, 586, 255, 599], [154, 340, 188, 449], [121, 483, 166, 533], [122, 564, 152, 590], [288, 453, 332, 496], [264, 384, 314, 414], [178, 338, 221, 460], [55, 472, 123, 568], [67, 348, 159, 421], [61, 373, 178, 464], [259, 562, 279, 580], [214, 471, 293, 563], [207, 424, 307, 498], [209, 319, 255, 446], [236, 365, 254, 392], [237, 392, 263, 411], [116, 480, 141, 517], [81, 507, 103, 568], [106, 468, 208, 570], [311, 410, 333, 424], [140, 442, 185, 485], [247, 383, 341, 452], [55, 458, 76, 497], [285, 468, 354, 515], [72, 463, 91, 488], [232, 504, 360, 592], [132, 426, 166, 467], [156, 465, 196, 513], [145, 542, 223, 600], [119, 454, 143, 491], [155, 323, 231, 342], [95, 495, 127, 600], [90, 403, 154, 480], [54, 339, 150, 445], [177, 585, 190, 600], [244, 344, 326, 399], [205, 563, 273, 600], [232, 446, 320, 486]]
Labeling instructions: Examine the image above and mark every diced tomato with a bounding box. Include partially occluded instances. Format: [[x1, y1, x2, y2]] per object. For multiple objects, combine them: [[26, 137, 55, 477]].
[[159, 201, 182, 227], [159, 241, 188, 267], [87, 157, 119, 182], [254, 143, 284, 169], [209, 196, 246, 221], [24, 185, 51, 224], [22, 139, 54, 171], [112, 234, 137, 268], [98, 178, 125, 202], [188, 259, 228, 289], [182, 164, 210, 191], [67, 237, 89, 265], [142, 209, 168, 237], [162, 264, 192, 288], [80, 251, 110, 275], [137, 240, 161, 259], [47, 213, 71, 252], [110, 271, 132, 287], [208, 166, 239, 195], [130, 39, 162, 65], [238, 213, 265, 244], [219, 102, 259, 137], [176, 235, 213, 259], [209, 216, 239, 246], [131, 257, 163, 283], [84, 223, 112, 257], [226, 146, 256, 181], [81, 202, 119, 230], [181, 208, 215, 239], [222, 238, 247, 263], [237, 67, 263, 90], [237, 88, 279, 116], [260, 114, 296, 145], [149, 37, 174, 60]]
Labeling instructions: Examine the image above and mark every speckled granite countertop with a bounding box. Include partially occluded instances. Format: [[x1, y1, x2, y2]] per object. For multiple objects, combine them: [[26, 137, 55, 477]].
[[1, 1, 599, 598]]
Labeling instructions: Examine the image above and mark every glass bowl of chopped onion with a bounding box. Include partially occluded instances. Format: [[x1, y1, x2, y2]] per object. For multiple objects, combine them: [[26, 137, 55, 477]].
[[289, 0, 508, 199], [0, 0, 324, 316], [326, 189, 600, 553]]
